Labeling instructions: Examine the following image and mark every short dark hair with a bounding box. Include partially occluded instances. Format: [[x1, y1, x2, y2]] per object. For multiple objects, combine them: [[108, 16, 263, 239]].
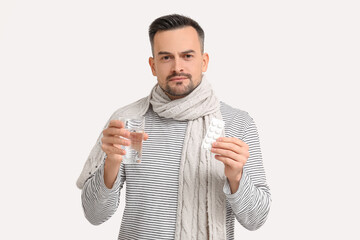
[[148, 14, 205, 55]]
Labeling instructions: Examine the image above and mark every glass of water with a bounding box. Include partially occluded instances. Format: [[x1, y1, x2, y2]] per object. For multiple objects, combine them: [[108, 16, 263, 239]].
[[118, 116, 145, 164]]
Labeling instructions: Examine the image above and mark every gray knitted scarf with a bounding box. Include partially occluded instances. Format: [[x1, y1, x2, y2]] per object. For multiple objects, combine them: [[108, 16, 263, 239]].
[[77, 76, 226, 240]]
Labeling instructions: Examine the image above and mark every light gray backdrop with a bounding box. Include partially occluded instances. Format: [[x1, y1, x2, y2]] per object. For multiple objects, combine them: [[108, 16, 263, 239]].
[[1, 0, 359, 239]]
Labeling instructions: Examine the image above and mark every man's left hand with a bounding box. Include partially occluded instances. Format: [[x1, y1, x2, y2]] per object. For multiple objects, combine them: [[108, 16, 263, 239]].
[[211, 137, 249, 193]]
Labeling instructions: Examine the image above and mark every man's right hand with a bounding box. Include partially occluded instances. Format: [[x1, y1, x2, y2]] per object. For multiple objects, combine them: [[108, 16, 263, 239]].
[[101, 119, 148, 189]]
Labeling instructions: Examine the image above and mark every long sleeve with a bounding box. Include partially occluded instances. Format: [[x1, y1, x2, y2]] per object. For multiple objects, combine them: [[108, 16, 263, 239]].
[[223, 113, 271, 231], [81, 160, 126, 225]]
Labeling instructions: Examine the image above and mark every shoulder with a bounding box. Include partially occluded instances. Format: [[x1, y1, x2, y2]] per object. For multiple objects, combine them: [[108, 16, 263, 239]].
[[220, 101, 255, 139], [220, 101, 253, 125], [110, 96, 150, 120]]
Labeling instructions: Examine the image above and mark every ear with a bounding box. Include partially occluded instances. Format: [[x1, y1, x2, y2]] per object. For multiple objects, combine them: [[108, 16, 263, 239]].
[[201, 53, 209, 72], [149, 57, 157, 76]]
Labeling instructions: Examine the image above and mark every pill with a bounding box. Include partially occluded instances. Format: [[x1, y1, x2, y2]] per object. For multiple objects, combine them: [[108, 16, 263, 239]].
[[202, 118, 225, 151]]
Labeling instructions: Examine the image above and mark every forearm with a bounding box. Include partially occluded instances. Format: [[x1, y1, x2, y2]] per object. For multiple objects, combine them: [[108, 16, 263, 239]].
[[104, 157, 122, 189], [228, 179, 240, 194], [225, 113, 271, 230], [81, 163, 123, 225], [224, 170, 271, 230], [227, 169, 243, 194]]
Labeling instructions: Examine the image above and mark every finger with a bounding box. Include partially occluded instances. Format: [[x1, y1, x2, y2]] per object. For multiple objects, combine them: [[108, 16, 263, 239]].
[[108, 120, 125, 129], [215, 155, 246, 168], [106, 153, 123, 163], [214, 155, 237, 168], [103, 128, 130, 138], [212, 141, 249, 158], [143, 132, 149, 141], [211, 147, 241, 162], [101, 136, 131, 146], [212, 141, 242, 154], [217, 137, 249, 149], [101, 143, 126, 155]]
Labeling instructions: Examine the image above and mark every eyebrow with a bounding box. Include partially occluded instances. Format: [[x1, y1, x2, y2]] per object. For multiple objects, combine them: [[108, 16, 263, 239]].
[[157, 50, 196, 56]]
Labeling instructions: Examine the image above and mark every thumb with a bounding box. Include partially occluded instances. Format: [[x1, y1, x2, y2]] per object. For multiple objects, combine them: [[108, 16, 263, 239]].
[[143, 132, 149, 141]]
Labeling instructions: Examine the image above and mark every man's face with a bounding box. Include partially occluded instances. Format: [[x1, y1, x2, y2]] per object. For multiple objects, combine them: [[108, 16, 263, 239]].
[[149, 26, 209, 100]]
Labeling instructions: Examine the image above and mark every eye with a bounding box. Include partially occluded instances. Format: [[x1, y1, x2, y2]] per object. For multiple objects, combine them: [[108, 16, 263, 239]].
[[184, 54, 193, 60], [161, 55, 171, 61]]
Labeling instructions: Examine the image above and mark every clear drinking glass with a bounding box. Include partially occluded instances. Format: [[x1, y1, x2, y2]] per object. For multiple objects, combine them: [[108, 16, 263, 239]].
[[118, 116, 145, 164]]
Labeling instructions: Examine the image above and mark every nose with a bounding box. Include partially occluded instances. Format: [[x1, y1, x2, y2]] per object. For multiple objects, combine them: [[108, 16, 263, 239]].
[[172, 56, 184, 73]]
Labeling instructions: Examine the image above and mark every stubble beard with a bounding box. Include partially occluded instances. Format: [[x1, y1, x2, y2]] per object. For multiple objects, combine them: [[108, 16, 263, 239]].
[[162, 72, 198, 98], [165, 79, 195, 97]]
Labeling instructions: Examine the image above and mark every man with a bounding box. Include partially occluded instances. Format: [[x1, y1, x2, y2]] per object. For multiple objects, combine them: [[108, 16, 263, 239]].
[[77, 14, 271, 240]]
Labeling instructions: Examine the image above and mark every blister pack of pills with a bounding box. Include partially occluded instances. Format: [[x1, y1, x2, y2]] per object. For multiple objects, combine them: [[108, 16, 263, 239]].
[[202, 118, 225, 150]]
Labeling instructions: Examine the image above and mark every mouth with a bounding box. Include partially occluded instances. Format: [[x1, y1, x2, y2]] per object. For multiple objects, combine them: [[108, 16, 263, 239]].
[[169, 77, 187, 82]]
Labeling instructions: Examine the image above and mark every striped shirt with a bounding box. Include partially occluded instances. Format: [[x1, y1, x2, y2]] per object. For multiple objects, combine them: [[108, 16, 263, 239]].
[[82, 102, 271, 240]]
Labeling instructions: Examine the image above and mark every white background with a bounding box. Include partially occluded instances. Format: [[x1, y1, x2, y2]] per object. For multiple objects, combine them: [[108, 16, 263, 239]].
[[1, 0, 359, 239]]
